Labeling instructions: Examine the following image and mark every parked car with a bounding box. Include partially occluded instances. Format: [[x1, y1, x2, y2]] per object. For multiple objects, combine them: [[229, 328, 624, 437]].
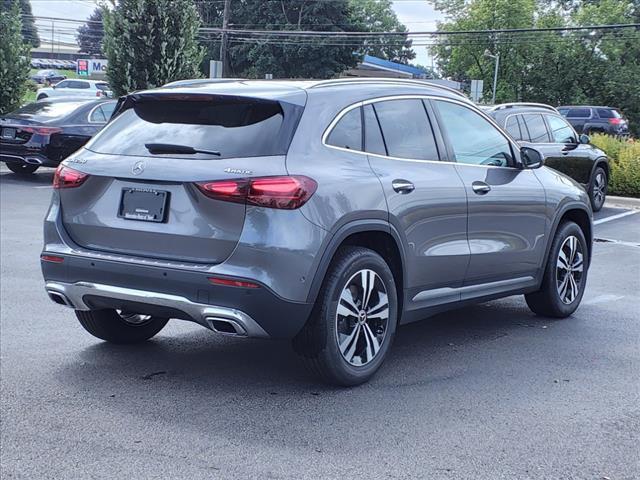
[[30, 69, 67, 85], [36, 79, 113, 101], [485, 103, 609, 211], [0, 98, 116, 175], [41, 79, 593, 386], [30, 58, 45, 69], [558, 105, 630, 137]]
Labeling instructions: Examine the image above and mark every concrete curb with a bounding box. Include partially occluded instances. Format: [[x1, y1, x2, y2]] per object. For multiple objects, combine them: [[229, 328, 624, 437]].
[[605, 196, 640, 210]]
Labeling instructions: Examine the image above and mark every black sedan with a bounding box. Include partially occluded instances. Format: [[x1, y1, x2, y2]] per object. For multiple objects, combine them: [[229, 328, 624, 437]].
[[30, 69, 67, 85], [0, 98, 116, 175]]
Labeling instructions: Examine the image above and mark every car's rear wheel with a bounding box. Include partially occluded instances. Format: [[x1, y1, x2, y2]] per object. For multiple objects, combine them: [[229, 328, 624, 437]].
[[6, 162, 39, 175], [75, 309, 169, 344], [293, 246, 398, 386], [525, 221, 588, 318], [588, 166, 607, 212], [36, 94, 48, 100]]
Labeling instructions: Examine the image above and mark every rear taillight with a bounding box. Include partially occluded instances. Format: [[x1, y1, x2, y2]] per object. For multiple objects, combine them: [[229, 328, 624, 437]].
[[96, 91, 104, 97], [53, 165, 89, 189], [195, 176, 317, 210], [20, 126, 62, 135], [608, 118, 623, 125]]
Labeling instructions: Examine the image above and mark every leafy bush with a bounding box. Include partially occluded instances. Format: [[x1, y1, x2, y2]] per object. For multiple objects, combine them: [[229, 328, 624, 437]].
[[0, 1, 30, 114], [591, 134, 640, 198]]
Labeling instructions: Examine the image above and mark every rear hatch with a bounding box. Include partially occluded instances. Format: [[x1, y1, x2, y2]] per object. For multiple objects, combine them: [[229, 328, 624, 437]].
[[59, 91, 305, 264]]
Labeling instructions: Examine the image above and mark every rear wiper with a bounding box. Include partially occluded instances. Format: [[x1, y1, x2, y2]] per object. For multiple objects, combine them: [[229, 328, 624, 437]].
[[145, 143, 220, 156]]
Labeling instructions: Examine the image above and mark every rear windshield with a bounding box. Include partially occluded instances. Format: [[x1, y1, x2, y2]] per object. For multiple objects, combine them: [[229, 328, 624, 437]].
[[10, 101, 85, 120], [596, 108, 621, 119], [86, 96, 301, 159], [95, 83, 110, 91]]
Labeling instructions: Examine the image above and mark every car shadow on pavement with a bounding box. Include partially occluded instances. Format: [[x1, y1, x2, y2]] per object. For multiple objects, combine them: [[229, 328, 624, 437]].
[[0, 169, 54, 186], [55, 298, 551, 393]]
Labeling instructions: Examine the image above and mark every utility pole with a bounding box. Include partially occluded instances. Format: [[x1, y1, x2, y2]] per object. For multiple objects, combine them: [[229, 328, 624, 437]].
[[219, 0, 231, 78], [484, 49, 500, 104]]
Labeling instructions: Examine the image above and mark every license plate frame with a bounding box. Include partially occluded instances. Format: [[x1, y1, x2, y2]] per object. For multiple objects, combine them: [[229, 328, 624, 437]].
[[1, 128, 16, 140], [118, 188, 169, 223]]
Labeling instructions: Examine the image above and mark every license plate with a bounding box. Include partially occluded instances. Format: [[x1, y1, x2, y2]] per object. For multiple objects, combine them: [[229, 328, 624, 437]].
[[1, 128, 16, 140], [118, 188, 169, 223]]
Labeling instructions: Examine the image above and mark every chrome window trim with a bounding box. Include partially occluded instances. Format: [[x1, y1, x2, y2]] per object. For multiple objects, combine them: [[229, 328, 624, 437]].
[[322, 94, 523, 170], [87, 104, 107, 124]]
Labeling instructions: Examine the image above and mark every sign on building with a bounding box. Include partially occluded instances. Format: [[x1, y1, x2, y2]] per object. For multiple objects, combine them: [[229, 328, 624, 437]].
[[77, 59, 108, 76]]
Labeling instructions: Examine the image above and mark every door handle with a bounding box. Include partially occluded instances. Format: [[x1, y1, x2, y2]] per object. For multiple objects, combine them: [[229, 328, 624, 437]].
[[392, 179, 415, 194], [472, 181, 491, 195]]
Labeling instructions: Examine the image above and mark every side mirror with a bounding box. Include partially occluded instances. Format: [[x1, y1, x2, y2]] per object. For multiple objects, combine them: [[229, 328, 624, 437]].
[[520, 146, 544, 169], [579, 134, 590, 144]]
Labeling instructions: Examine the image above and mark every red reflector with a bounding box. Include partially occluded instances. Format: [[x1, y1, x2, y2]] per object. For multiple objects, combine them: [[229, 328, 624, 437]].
[[195, 176, 317, 210], [41, 254, 64, 263], [208, 277, 260, 289], [21, 126, 62, 135], [53, 165, 89, 189]]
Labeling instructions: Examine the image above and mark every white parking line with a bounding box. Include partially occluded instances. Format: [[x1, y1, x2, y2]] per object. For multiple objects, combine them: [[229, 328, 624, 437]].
[[594, 210, 638, 225]]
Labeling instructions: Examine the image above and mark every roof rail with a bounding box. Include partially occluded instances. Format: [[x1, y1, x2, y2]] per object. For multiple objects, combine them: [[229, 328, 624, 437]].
[[309, 77, 468, 99], [490, 102, 559, 113]]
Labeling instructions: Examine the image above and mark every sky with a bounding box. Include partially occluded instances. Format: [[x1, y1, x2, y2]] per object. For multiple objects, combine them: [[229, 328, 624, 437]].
[[29, 0, 443, 66]]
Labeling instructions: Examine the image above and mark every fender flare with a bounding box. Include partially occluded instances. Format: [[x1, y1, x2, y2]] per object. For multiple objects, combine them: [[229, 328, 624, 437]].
[[540, 202, 593, 282], [587, 157, 610, 190], [305, 219, 407, 304]]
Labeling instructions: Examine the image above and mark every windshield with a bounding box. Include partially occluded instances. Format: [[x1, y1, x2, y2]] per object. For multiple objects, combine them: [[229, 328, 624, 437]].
[[86, 96, 303, 159]]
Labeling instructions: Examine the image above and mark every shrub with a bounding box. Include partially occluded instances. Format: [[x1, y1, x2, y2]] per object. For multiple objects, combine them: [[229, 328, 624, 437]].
[[0, 1, 30, 114], [591, 134, 640, 198]]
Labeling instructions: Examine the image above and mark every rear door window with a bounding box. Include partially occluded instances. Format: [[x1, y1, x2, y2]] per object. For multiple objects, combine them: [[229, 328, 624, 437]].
[[567, 108, 591, 118], [86, 96, 300, 159], [326, 107, 362, 151], [373, 99, 438, 160], [522, 114, 551, 143]]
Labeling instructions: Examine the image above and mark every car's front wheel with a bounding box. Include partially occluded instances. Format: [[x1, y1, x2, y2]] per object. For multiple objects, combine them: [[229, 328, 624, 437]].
[[293, 246, 398, 386], [589, 166, 607, 212], [6, 162, 39, 175], [75, 309, 169, 344], [36, 94, 48, 101], [525, 221, 588, 318]]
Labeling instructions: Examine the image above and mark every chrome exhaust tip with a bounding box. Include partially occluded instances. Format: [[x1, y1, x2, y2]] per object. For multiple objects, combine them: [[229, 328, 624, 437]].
[[205, 317, 248, 337], [24, 157, 43, 165], [46, 290, 75, 308]]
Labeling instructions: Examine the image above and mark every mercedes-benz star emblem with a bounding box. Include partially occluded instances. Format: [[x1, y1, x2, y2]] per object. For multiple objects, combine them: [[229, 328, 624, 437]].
[[132, 161, 145, 175]]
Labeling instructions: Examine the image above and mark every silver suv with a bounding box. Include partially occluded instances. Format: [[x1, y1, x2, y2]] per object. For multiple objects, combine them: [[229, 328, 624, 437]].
[[41, 79, 593, 385]]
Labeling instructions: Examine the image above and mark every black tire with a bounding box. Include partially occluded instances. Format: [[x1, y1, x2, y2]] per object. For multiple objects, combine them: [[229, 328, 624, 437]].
[[525, 221, 588, 318], [75, 309, 169, 344], [588, 166, 607, 212], [37, 94, 48, 100], [6, 162, 39, 175], [293, 246, 398, 386]]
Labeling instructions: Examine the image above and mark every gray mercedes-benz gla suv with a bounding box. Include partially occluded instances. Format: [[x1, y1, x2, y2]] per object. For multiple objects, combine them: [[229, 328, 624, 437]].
[[41, 79, 593, 386]]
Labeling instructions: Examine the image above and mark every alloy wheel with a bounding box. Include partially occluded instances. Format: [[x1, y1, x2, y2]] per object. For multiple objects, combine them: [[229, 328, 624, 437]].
[[593, 172, 606, 207], [335, 269, 389, 366], [556, 236, 584, 305]]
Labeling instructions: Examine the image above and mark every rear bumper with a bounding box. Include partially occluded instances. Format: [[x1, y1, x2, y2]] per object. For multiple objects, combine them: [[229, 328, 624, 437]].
[[41, 254, 314, 339], [45, 280, 270, 338]]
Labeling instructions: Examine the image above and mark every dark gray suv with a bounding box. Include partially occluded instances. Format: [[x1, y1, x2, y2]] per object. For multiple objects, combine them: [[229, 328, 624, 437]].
[[41, 79, 593, 385]]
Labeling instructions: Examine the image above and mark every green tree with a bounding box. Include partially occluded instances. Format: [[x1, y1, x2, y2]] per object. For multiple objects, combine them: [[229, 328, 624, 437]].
[[349, 0, 415, 63], [77, 7, 104, 56], [198, 0, 362, 79], [2, 0, 39, 47], [103, 0, 204, 96], [0, 0, 29, 114]]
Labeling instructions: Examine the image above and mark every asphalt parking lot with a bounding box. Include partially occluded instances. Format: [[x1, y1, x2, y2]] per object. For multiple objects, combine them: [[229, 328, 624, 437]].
[[1, 165, 638, 480]]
